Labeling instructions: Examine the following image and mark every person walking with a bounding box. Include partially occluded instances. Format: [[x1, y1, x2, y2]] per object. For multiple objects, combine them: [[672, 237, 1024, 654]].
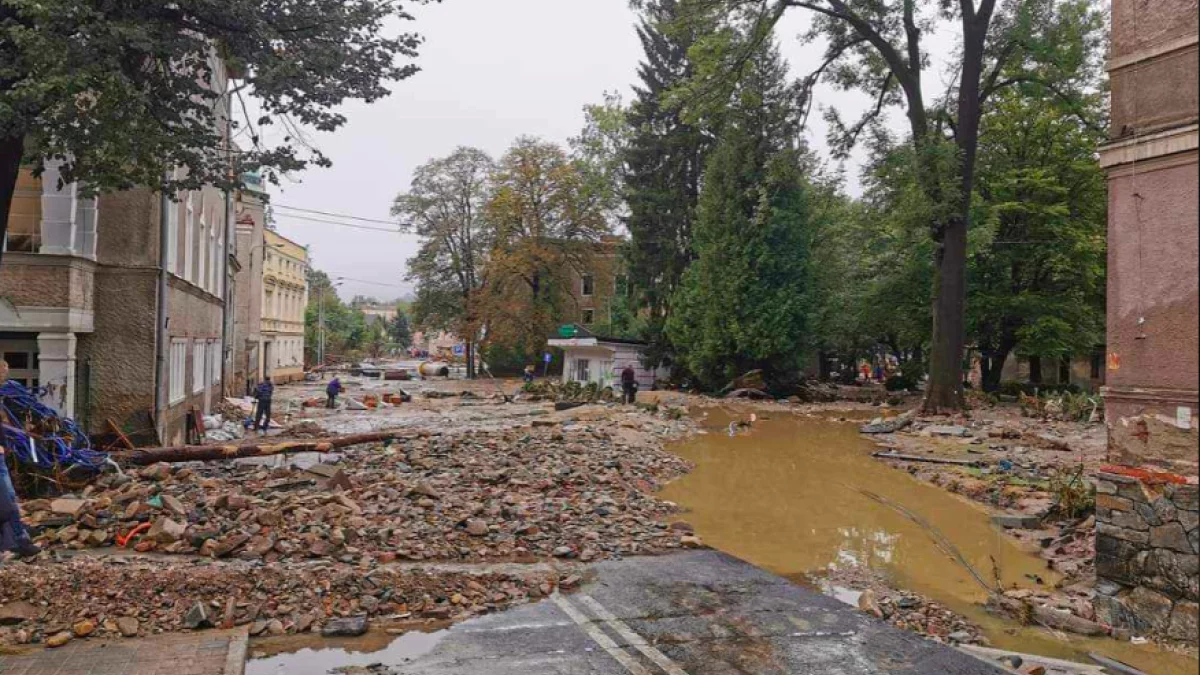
[[620, 364, 638, 405], [253, 377, 274, 433], [0, 359, 39, 557], [523, 365, 535, 385], [326, 376, 343, 409]]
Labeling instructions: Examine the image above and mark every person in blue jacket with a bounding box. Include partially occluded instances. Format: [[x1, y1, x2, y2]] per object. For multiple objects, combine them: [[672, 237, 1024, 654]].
[[253, 377, 275, 433], [326, 377, 344, 409], [0, 359, 39, 557]]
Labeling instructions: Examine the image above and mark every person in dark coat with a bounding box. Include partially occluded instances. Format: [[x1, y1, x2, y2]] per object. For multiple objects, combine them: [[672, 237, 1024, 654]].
[[621, 365, 638, 405], [253, 377, 274, 433], [0, 359, 39, 557], [326, 377, 343, 409]]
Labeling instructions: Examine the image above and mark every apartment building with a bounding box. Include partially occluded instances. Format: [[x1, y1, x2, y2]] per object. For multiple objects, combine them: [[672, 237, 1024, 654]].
[[566, 235, 623, 330], [1, 162, 230, 445], [1, 50, 234, 444], [1099, 0, 1199, 474], [260, 229, 308, 383]]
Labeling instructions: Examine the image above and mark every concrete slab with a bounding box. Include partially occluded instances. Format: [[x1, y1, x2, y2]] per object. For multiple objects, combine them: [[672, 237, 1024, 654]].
[[0, 627, 247, 675], [390, 551, 1005, 675]]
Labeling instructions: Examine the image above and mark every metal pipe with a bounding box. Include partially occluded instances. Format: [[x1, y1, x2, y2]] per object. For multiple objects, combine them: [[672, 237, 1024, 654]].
[[153, 180, 171, 445], [220, 74, 236, 399]]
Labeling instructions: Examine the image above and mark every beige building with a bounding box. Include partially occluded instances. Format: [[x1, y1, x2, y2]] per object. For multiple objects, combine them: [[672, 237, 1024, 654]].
[[260, 229, 308, 383]]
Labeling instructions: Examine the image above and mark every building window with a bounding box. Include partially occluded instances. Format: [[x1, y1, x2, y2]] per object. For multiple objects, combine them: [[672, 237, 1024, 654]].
[[582, 309, 595, 325], [4, 173, 40, 252], [209, 340, 222, 385], [165, 198, 178, 274], [198, 206, 209, 291], [581, 274, 595, 297], [1091, 352, 1103, 379], [192, 340, 205, 393], [169, 339, 188, 403], [574, 358, 591, 383], [2, 347, 37, 388]]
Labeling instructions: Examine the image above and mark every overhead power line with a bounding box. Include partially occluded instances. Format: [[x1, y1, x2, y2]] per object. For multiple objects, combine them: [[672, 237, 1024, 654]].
[[273, 203, 400, 226], [273, 212, 411, 234], [330, 275, 406, 288]]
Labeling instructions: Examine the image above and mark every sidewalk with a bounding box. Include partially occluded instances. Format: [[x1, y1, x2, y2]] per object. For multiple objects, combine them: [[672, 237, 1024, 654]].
[[0, 627, 246, 675]]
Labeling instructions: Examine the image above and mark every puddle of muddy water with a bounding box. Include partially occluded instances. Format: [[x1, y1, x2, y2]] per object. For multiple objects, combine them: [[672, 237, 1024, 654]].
[[247, 629, 447, 675], [663, 409, 1198, 675]]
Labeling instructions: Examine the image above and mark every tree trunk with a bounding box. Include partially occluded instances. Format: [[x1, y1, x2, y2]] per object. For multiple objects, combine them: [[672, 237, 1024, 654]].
[[923, 217, 968, 412], [1028, 356, 1043, 384], [981, 347, 1011, 393], [0, 134, 24, 269], [122, 431, 407, 465]]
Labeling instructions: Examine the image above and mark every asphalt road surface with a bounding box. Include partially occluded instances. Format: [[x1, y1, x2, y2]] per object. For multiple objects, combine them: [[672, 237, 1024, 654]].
[[395, 551, 1005, 675]]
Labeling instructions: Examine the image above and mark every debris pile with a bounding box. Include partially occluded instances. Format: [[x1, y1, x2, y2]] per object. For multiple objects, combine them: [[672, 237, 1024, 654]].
[[24, 424, 693, 565], [0, 555, 561, 645]]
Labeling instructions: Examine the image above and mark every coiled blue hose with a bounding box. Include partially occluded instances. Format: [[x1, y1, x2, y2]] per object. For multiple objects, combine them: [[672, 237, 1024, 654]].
[[0, 380, 109, 473]]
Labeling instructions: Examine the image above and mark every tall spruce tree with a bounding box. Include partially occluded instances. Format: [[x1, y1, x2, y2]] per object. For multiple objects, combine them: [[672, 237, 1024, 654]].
[[623, 0, 710, 365], [666, 40, 816, 391]]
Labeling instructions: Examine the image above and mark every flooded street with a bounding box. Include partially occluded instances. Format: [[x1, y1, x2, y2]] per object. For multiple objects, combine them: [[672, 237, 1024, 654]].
[[660, 407, 1198, 675]]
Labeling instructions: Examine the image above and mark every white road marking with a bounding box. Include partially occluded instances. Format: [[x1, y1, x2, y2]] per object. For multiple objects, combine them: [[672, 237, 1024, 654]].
[[551, 593, 654, 675], [578, 595, 692, 675]]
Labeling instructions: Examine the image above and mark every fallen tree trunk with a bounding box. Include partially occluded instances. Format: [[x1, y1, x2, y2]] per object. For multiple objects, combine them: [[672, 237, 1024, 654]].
[[122, 432, 406, 465]]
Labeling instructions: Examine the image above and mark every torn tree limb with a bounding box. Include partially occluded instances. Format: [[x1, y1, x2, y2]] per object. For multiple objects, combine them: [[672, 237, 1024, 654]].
[[122, 432, 406, 465]]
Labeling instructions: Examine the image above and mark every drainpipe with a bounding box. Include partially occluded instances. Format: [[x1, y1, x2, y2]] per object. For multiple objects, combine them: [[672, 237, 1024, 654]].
[[220, 84, 234, 399], [154, 181, 171, 445]]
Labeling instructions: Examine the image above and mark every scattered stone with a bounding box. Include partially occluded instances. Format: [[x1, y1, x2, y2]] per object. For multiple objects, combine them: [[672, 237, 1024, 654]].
[[72, 619, 96, 637], [183, 602, 211, 630], [465, 519, 489, 537], [991, 514, 1042, 529], [117, 617, 139, 637], [927, 425, 971, 437], [50, 498, 87, 517], [45, 631, 72, 648], [323, 616, 368, 637]]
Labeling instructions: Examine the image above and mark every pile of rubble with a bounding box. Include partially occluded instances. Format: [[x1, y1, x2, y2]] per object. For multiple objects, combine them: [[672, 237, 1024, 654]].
[[23, 424, 692, 565], [0, 554, 562, 647], [1, 416, 696, 646]]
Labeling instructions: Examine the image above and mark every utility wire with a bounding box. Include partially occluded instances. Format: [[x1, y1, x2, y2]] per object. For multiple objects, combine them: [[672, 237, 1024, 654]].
[[328, 275, 406, 288], [273, 213, 411, 234], [273, 203, 400, 226]]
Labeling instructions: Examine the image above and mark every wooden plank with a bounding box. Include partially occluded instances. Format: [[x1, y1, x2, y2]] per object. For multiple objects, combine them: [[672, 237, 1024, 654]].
[[106, 418, 136, 450]]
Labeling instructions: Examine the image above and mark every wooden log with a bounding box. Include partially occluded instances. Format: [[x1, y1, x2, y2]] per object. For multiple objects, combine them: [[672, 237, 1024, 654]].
[[871, 451, 982, 467], [122, 431, 406, 465]]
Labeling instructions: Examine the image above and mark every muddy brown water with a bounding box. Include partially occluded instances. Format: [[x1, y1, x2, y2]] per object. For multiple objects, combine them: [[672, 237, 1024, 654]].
[[243, 405, 1196, 675], [660, 408, 1198, 675], [247, 628, 448, 675]]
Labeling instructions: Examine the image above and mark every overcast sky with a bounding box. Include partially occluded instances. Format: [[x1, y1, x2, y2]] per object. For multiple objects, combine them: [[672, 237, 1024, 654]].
[[267, 1, 950, 301]]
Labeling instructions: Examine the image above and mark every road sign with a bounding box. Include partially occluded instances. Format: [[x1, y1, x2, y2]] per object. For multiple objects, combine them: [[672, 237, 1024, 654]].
[[453, 344, 465, 356], [543, 352, 552, 363]]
